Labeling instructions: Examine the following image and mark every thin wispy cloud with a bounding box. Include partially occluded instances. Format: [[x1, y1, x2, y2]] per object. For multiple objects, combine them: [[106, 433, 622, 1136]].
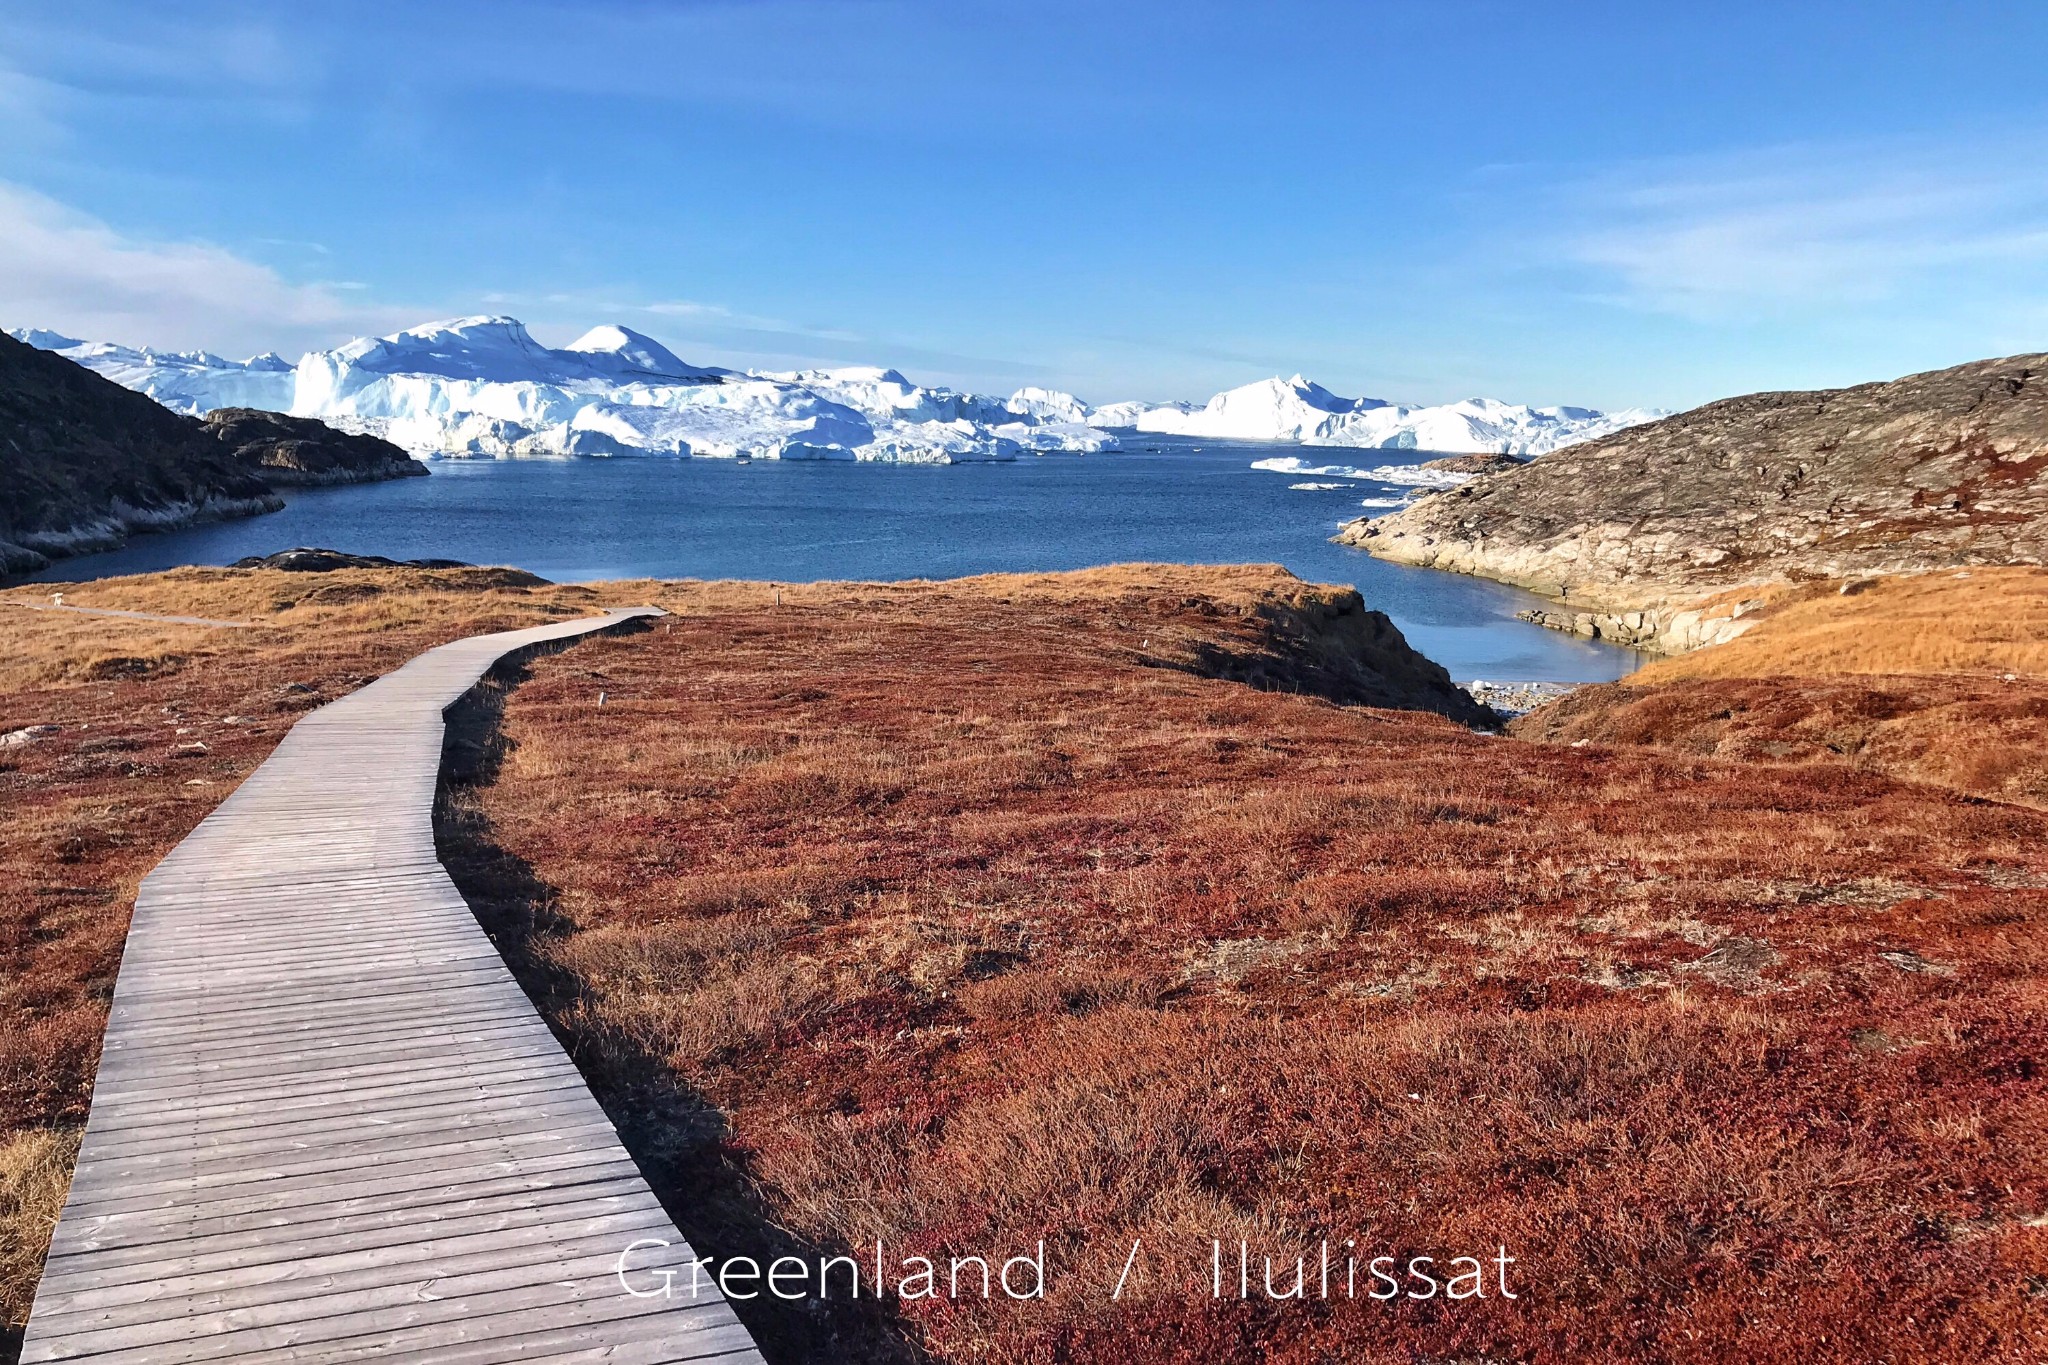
[[0, 181, 415, 355], [1555, 139, 2048, 324], [0, 62, 66, 148], [638, 298, 862, 344], [0, 11, 313, 102], [252, 237, 335, 257]]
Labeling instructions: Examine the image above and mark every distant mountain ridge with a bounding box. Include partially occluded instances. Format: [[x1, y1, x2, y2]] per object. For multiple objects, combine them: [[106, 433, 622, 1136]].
[[10, 318, 1652, 462], [1338, 351, 2048, 650]]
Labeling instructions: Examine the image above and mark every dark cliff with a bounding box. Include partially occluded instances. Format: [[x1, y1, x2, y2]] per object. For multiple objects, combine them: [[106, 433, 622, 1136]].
[[0, 333, 424, 575]]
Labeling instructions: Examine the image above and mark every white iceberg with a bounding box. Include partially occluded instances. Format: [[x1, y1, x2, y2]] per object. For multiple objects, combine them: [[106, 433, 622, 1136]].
[[1099, 375, 1659, 455], [1007, 386, 1091, 424], [13, 317, 1119, 464], [9, 331, 297, 415], [1086, 398, 1198, 429], [990, 420, 1118, 453], [1250, 455, 1479, 489], [12, 318, 1653, 463]]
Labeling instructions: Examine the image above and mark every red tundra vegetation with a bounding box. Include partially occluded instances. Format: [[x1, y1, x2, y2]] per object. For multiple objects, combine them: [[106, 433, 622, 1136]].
[[0, 559, 1443, 1353], [4, 561, 2044, 1363], [439, 566, 2048, 1364]]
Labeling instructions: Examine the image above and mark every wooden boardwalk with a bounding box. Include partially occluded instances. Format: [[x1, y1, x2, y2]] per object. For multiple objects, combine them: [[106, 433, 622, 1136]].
[[1, 600, 255, 628], [21, 608, 765, 1365]]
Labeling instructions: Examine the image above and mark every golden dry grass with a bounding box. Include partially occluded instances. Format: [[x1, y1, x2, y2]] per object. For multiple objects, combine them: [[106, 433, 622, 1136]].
[[1524, 567, 2048, 807], [1640, 566, 2048, 682], [0, 1130, 75, 1346], [1518, 672, 2048, 808], [0, 564, 658, 691]]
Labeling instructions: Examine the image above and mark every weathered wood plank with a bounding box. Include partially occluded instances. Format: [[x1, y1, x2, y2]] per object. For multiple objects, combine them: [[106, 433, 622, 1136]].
[[41, 1159, 653, 1268], [37, 1162, 655, 1285], [20, 607, 766, 1364], [35, 1211, 685, 1336]]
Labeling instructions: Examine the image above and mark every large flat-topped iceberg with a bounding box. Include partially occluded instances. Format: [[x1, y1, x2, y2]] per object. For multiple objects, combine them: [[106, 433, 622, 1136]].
[[299, 317, 1069, 461], [1103, 374, 1661, 455], [12, 317, 1112, 464], [305, 317, 726, 389]]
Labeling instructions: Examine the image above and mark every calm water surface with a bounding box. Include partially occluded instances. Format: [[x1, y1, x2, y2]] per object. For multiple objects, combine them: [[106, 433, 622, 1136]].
[[28, 436, 1639, 682]]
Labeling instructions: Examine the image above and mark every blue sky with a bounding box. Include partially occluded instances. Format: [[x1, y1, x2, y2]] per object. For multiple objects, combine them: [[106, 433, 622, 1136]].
[[3, 0, 2046, 410]]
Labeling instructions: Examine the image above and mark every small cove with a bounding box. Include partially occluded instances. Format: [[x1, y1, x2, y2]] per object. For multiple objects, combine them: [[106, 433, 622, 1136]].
[[27, 435, 1642, 683]]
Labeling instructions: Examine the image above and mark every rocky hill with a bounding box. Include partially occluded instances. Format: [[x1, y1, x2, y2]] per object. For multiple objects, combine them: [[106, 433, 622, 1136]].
[[1336, 352, 2048, 649], [1418, 451, 1527, 476], [199, 408, 425, 486], [0, 333, 423, 576]]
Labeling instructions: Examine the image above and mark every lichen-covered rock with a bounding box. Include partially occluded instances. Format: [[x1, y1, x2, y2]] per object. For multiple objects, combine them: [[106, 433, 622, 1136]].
[[1417, 451, 1527, 477], [1337, 353, 2048, 646]]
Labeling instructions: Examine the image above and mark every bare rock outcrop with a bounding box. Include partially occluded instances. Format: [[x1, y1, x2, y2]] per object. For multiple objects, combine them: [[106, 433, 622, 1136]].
[[226, 549, 550, 587], [1418, 451, 1527, 477], [202, 409, 427, 487], [1337, 353, 2048, 648]]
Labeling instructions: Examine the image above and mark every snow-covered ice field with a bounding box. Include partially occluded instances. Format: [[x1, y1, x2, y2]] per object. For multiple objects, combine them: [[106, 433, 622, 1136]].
[[11, 316, 1659, 463]]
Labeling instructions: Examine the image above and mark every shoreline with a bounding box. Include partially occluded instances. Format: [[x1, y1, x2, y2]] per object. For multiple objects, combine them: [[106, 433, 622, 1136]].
[[1458, 678, 1583, 717]]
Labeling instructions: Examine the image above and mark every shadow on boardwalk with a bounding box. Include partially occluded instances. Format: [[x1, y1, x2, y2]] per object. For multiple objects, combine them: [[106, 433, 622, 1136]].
[[436, 643, 924, 1365]]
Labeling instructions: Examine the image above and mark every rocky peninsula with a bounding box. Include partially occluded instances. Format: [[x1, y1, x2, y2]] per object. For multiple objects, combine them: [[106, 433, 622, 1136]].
[[1337, 352, 2048, 650]]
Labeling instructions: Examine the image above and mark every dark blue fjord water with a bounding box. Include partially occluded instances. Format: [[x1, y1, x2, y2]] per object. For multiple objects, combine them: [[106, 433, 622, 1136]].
[[26, 436, 1640, 683]]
